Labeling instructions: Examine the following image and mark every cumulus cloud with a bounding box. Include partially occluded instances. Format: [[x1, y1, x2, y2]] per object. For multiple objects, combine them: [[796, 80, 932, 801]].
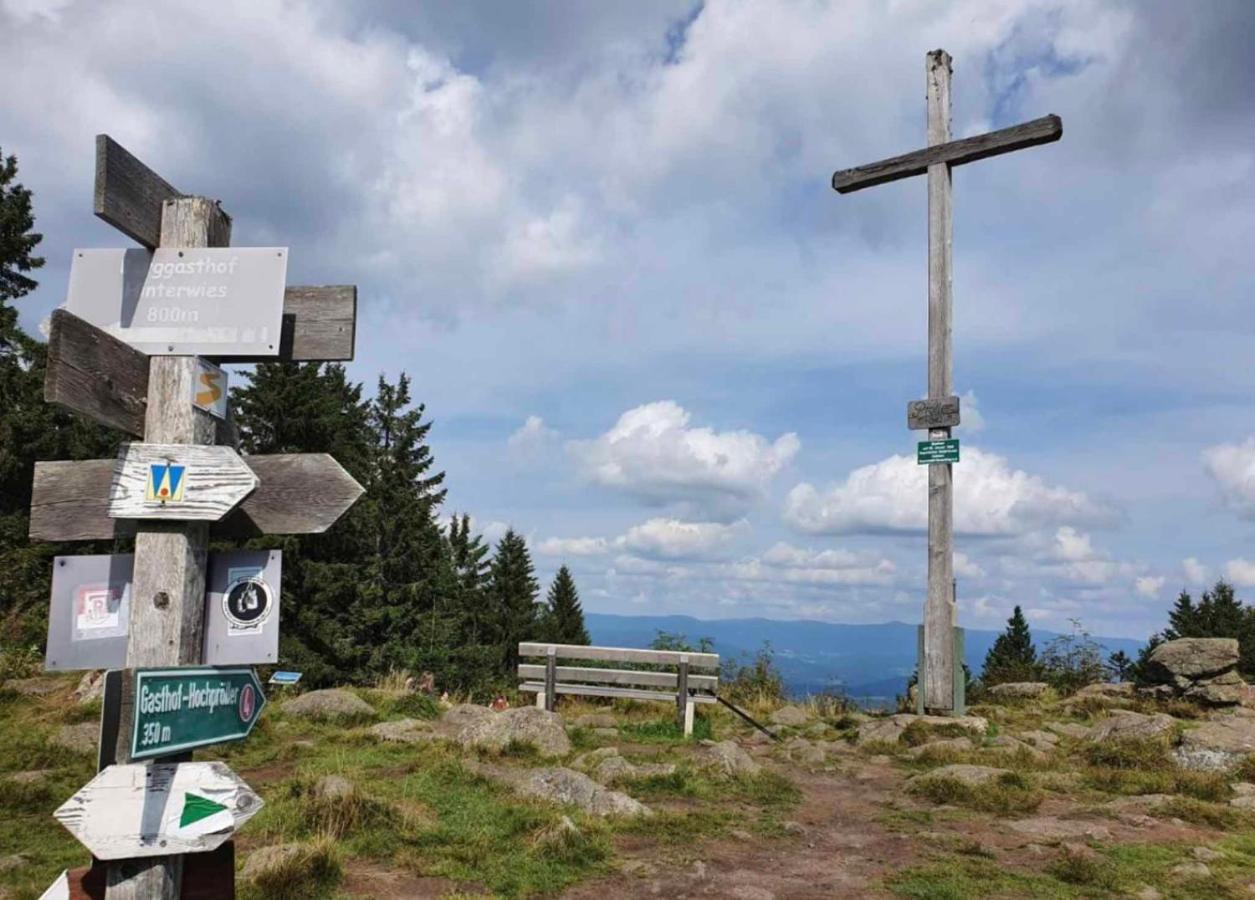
[[1135, 575, 1165, 598], [570, 401, 799, 518], [1224, 558, 1255, 587], [1203, 438, 1255, 519], [508, 415, 559, 454], [783, 448, 1113, 537], [535, 536, 610, 557], [619, 518, 747, 560], [725, 542, 895, 587], [958, 390, 986, 433], [1184, 557, 1209, 585]]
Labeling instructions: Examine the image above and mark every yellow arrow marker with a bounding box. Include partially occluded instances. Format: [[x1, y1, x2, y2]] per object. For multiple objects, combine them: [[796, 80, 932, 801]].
[[196, 371, 222, 407]]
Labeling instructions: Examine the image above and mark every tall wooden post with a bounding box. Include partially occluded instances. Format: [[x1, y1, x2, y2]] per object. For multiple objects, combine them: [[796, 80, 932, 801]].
[[923, 50, 956, 712], [106, 197, 231, 900]]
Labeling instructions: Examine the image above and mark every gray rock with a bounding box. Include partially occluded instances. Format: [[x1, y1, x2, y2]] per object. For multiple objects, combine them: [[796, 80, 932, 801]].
[[1191, 846, 1223, 862], [1045, 722, 1091, 739], [442, 703, 494, 728], [1007, 817, 1111, 840], [572, 746, 620, 770], [904, 737, 972, 759], [987, 734, 1048, 761], [74, 670, 105, 704], [512, 767, 650, 817], [988, 682, 1049, 700], [782, 737, 826, 767], [769, 705, 810, 727], [857, 713, 989, 745], [1145, 638, 1239, 682], [1184, 680, 1248, 707], [1175, 716, 1255, 770], [456, 706, 571, 758], [1073, 681, 1136, 699], [51, 722, 98, 755], [1018, 730, 1060, 749], [729, 888, 776, 900], [1085, 711, 1175, 743], [241, 844, 302, 881], [368, 718, 434, 744], [781, 820, 807, 836], [700, 740, 762, 778], [284, 688, 375, 721], [573, 713, 617, 729], [910, 764, 1008, 787], [1233, 781, 1255, 796], [1230, 795, 1255, 810], [592, 755, 676, 784], [312, 774, 353, 801], [1170, 861, 1211, 878]]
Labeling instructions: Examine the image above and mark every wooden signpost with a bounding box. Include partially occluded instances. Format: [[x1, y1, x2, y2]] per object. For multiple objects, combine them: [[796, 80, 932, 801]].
[[130, 668, 266, 760], [831, 50, 1062, 714], [54, 762, 262, 860], [30, 134, 365, 899]]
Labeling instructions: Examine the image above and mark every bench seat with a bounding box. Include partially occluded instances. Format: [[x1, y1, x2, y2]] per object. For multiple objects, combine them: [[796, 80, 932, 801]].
[[518, 681, 717, 704]]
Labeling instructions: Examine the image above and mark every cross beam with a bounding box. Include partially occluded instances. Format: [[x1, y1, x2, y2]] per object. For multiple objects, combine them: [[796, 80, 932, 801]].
[[832, 114, 1061, 194]]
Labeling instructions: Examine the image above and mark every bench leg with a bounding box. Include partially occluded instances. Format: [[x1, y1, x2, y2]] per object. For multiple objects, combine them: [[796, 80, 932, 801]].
[[683, 700, 695, 737], [535, 692, 546, 710]]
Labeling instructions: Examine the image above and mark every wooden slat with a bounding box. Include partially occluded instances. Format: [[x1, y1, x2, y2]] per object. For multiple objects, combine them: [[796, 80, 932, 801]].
[[93, 135, 185, 249], [108, 443, 257, 522], [278, 286, 356, 362], [907, 395, 960, 431], [831, 114, 1062, 194], [518, 682, 717, 704], [518, 642, 719, 670], [31, 454, 363, 541], [518, 664, 718, 691], [45, 309, 149, 436]]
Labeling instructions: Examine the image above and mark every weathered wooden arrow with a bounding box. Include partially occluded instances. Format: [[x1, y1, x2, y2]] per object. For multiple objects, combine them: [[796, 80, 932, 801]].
[[108, 443, 258, 522], [31, 453, 363, 541], [36, 844, 235, 900], [54, 761, 261, 860], [94, 135, 356, 361]]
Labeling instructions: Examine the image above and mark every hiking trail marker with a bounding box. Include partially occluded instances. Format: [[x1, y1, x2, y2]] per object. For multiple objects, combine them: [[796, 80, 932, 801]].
[[29, 134, 366, 899], [831, 50, 1062, 714], [53, 761, 262, 860], [917, 439, 960, 466], [130, 668, 266, 760]]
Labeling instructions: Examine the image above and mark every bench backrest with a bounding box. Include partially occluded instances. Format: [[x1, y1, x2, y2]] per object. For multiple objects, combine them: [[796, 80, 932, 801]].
[[517, 642, 720, 695]]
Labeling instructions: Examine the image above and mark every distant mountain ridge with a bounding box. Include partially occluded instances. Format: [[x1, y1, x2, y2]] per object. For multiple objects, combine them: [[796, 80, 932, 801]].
[[585, 613, 1145, 706]]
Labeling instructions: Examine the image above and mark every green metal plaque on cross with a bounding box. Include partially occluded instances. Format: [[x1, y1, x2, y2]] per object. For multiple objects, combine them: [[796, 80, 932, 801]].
[[130, 667, 266, 760], [917, 439, 960, 465]]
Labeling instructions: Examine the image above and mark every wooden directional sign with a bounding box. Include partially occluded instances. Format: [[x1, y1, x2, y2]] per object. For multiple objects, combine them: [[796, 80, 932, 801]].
[[37, 844, 236, 900], [65, 247, 288, 357], [108, 443, 257, 521], [54, 761, 262, 860], [131, 667, 266, 760], [44, 308, 149, 436], [32, 452, 362, 540], [907, 395, 961, 430]]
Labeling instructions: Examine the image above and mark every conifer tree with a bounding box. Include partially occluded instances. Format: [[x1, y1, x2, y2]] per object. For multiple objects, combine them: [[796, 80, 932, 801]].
[[1143, 581, 1255, 679], [981, 605, 1039, 685], [541, 565, 590, 645], [489, 529, 540, 671]]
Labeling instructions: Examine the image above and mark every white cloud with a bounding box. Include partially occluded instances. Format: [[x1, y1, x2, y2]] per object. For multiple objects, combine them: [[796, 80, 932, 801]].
[[508, 415, 559, 454], [1183, 557, 1209, 585], [783, 448, 1113, 537], [1224, 558, 1255, 587], [958, 390, 986, 433], [1135, 575, 1165, 598], [570, 401, 799, 518], [619, 517, 747, 560], [535, 536, 610, 557], [954, 552, 986, 579], [1203, 438, 1255, 519]]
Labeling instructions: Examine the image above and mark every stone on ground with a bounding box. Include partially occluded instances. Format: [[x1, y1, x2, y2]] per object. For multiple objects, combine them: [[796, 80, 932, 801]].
[[51, 722, 98, 755], [241, 844, 302, 881], [456, 706, 571, 758], [511, 767, 650, 817], [1018, 730, 1059, 748], [1191, 846, 1223, 862], [592, 754, 676, 784], [1175, 715, 1255, 770], [442, 703, 494, 728], [1085, 711, 1175, 743], [904, 737, 972, 759], [909, 764, 1008, 787], [1170, 861, 1211, 878], [1007, 817, 1111, 840], [1074, 681, 1135, 699], [780, 736, 826, 767], [987, 734, 1049, 761], [857, 713, 988, 745], [769, 705, 810, 727], [368, 718, 434, 744], [1046, 722, 1091, 739], [74, 670, 105, 704], [1146, 638, 1239, 681], [312, 774, 354, 801], [988, 682, 1049, 700], [700, 740, 762, 778], [284, 688, 375, 721]]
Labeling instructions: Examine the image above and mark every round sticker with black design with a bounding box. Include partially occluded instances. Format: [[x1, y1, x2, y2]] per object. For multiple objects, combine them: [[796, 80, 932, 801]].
[[223, 575, 272, 631]]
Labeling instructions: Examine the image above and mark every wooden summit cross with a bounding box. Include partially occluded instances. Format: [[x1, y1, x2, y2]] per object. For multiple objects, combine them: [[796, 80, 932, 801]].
[[831, 50, 1062, 714], [29, 136, 364, 899]]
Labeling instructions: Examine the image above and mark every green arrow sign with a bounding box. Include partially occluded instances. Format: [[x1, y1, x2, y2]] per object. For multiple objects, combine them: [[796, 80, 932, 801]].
[[131, 667, 266, 760], [917, 438, 960, 465]]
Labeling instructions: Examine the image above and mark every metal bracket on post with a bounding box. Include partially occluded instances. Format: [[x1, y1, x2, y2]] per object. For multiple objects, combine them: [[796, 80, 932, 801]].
[[544, 646, 557, 713], [916, 624, 966, 716]]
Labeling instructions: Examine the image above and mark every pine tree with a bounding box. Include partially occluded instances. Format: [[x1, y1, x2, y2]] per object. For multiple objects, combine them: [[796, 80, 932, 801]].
[[981, 605, 1039, 685], [1144, 581, 1255, 679], [489, 529, 540, 671], [541, 565, 590, 645], [0, 149, 118, 650]]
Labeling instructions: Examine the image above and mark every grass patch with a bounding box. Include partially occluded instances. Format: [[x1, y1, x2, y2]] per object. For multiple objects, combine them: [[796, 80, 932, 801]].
[[900, 720, 972, 747], [619, 715, 712, 743], [1080, 739, 1230, 802], [1154, 796, 1240, 829], [1047, 847, 1117, 890], [239, 836, 343, 900], [908, 771, 1043, 815], [887, 855, 1063, 899]]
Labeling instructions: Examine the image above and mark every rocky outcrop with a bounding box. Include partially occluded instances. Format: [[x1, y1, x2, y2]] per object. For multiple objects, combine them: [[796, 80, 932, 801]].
[[455, 707, 571, 758], [856, 713, 989, 745], [442, 703, 494, 728], [1141, 638, 1248, 707], [368, 718, 435, 744], [241, 844, 302, 881], [1175, 715, 1255, 771], [1085, 711, 1176, 744], [284, 689, 375, 722], [1007, 817, 1110, 840], [74, 671, 106, 705], [700, 740, 762, 778], [592, 754, 676, 784], [909, 764, 1008, 787], [506, 767, 650, 817], [988, 682, 1049, 700], [769, 705, 810, 727]]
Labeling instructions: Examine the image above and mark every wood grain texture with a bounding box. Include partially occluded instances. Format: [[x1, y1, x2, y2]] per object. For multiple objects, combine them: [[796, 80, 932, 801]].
[[45, 309, 149, 436], [518, 642, 720, 670], [924, 49, 957, 712], [215, 453, 363, 535], [94, 135, 184, 249], [278, 286, 356, 361], [30, 459, 134, 541], [56, 844, 234, 900], [54, 762, 261, 860], [517, 664, 718, 691], [831, 114, 1062, 193], [518, 682, 717, 704], [108, 443, 257, 522], [907, 395, 960, 430]]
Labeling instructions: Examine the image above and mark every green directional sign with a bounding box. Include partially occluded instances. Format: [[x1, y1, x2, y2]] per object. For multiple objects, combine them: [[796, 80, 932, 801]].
[[131, 666, 266, 760], [917, 438, 960, 465]]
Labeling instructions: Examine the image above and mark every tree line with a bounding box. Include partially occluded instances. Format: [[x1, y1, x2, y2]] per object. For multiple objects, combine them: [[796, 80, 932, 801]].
[[0, 147, 589, 693]]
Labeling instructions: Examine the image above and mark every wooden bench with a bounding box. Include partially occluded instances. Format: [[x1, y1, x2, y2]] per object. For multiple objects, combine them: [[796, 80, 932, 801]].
[[518, 642, 720, 737]]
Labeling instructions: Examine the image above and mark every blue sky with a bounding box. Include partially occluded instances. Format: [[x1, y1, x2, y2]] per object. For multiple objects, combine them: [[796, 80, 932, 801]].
[[3, 0, 1254, 639]]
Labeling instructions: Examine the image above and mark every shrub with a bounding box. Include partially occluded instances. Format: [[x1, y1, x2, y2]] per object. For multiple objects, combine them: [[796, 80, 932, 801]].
[[243, 837, 342, 900], [1048, 847, 1117, 889], [908, 772, 1043, 814]]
